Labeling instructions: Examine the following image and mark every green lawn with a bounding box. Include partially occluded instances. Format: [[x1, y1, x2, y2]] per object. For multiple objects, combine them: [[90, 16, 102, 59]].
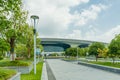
[[0, 67, 16, 80], [63, 57, 77, 60], [0, 58, 10, 62], [89, 61, 120, 68], [21, 62, 43, 80]]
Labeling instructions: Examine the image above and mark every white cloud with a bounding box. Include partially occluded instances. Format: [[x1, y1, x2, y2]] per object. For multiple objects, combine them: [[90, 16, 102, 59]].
[[46, 0, 89, 8], [24, 0, 89, 36], [72, 4, 108, 26], [65, 30, 82, 39], [64, 24, 120, 43], [98, 25, 120, 42], [23, 0, 111, 42], [75, 25, 120, 43], [82, 25, 120, 43]]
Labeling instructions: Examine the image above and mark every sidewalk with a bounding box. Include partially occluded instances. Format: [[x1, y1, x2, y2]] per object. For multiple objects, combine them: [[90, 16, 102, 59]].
[[46, 59, 120, 80]]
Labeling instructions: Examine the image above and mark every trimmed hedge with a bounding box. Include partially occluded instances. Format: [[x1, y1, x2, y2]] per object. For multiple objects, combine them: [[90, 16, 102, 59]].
[[0, 67, 16, 80], [0, 60, 31, 67]]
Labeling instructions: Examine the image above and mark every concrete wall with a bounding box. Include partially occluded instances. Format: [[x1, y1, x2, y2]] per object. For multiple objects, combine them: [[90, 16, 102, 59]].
[[4, 64, 33, 74], [8, 72, 21, 80]]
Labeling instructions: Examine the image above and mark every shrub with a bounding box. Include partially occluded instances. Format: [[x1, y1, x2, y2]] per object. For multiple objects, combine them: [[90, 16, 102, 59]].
[[0, 68, 16, 80], [0, 60, 31, 67], [10, 61, 30, 66], [0, 57, 3, 60], [15, 57, 24, 60]]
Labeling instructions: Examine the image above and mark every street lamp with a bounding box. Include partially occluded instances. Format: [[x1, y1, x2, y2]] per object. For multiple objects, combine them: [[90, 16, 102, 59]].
[[30, 15, 39, 74], [77, 47, 78, 64]]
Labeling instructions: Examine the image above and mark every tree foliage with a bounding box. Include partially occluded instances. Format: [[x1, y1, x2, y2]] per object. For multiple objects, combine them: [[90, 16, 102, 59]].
[[0, 0, 28, 60], [0, 39, 10, 56], [15, 44, 27, 58], [21, 24, 34, 58], [65, 47, 88, 57], [65, 48, 77, 57], [88, 42, 105, 61], [108, 34, 120, 63], [0, 0, 43, 60], [97, 48, 108, 58], [79, 47, 88, 57]]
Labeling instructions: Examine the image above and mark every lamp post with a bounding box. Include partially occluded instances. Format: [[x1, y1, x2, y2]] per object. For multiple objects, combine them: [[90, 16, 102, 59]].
[[30, 15, 39, 74], [77, 47, 78, 64]]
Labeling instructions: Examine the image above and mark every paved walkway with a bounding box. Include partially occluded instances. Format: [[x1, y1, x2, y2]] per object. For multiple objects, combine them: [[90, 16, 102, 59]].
[[47, 59, 120, 80]]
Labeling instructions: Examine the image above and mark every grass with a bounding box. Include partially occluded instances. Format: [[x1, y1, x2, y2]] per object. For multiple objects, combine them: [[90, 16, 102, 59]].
[[0, 67, 16, 80], [0, 58, 10, 62], [63, 57, 77, 60], [89, 61, 120, 68], [0, 60, 31, 67], [21, 62, 43, 80]]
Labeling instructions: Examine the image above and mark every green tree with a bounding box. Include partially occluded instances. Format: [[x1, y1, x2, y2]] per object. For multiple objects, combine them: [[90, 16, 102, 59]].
[[0, 0, 27, 60], [65, 47, 78, 57], [108, 34, 120, 63], [0, 39, 10, 56], [21, 24, 34, 58], [88, 42, 105, 61], [19, 24, 42, 59], [78, 47, 88, 57], [15, 44, 27, 58], [97, 48, 108, 59], [39, 45, 44, 52]]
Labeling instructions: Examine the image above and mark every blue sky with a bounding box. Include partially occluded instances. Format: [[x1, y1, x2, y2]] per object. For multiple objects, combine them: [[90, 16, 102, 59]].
[[23, 0, 120, 43]]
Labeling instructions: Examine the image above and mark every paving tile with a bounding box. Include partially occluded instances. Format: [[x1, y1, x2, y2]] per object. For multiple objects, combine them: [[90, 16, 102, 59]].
[[47, 59, 120, 80]]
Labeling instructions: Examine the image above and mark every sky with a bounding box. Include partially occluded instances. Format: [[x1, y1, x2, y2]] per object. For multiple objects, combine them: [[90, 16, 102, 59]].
[[23, 0, 120, 43]]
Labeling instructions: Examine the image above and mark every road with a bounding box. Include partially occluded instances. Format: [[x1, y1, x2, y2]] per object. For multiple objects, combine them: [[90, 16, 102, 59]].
[[46, 59, 120, 80]]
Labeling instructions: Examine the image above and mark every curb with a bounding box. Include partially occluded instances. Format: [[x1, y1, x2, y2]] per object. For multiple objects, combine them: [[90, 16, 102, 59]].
[[46, 60, 56, 80], [78, 61, 120, 74], [8, 72, 21, 80], [41, 61, 48, 80]]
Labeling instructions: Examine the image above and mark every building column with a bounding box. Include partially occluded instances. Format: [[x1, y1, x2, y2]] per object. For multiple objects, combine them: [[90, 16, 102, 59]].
[[70, 44, 79, 48]]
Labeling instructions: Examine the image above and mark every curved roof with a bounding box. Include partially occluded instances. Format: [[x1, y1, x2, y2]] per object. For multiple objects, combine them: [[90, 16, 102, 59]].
[[40, 38, 108, 52], [40, 38, 108, 45]]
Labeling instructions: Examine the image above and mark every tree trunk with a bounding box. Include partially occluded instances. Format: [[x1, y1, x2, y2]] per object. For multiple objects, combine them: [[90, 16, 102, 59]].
[[10, 37, 15, 61], [27, 48, 31, 58], [10, 53, 15, 61], [112, 57, 115, 64], [65, 55, 67, 58], [95, 55, 98, 61]]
